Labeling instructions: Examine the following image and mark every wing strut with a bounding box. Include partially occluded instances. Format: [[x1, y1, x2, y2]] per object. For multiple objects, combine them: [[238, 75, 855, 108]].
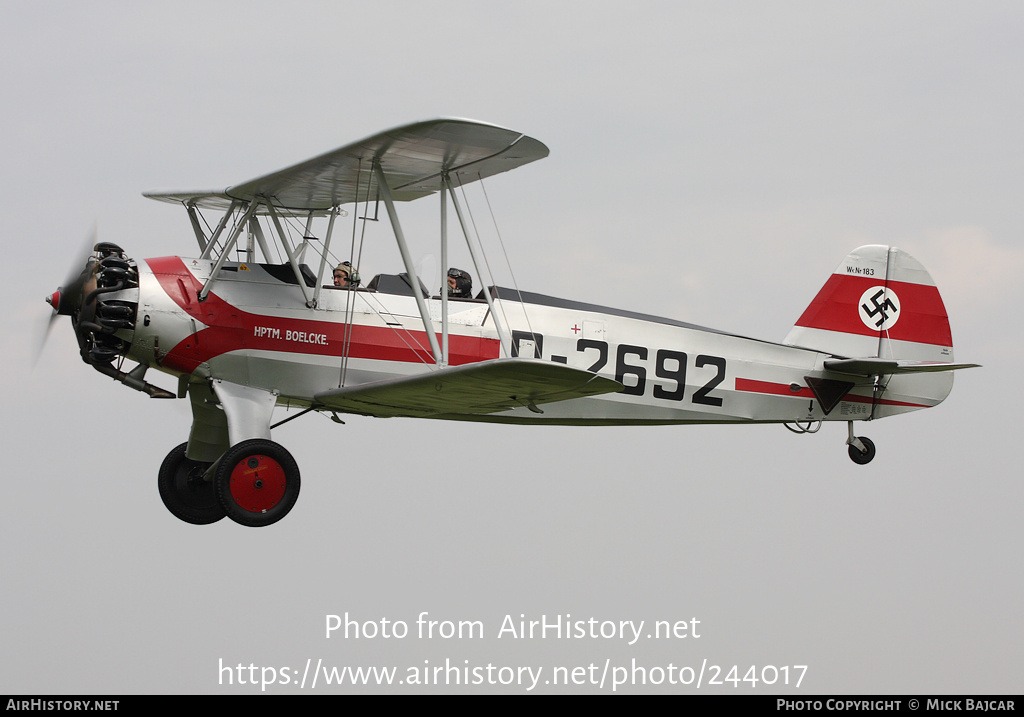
[[186, 203, 208, 253], [440, 178, 450, 366], [373, 159, 443, 364], [199, 200, 261, 301], [311, 206, 342, 309], [247, 215, 273, 265], [199, 199, 241, 260], [263, 201, 314, 307], [197, 197, 319, 307], [444, 173, 511, 358]]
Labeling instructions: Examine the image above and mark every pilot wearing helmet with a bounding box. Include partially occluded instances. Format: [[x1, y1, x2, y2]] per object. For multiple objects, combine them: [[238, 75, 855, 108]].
[[333, 261, 360, 288], [446, 268, 472, 298]]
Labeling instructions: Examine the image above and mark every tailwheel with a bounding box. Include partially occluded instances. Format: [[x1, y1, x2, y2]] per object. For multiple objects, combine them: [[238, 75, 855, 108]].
[[213, 439, 300, 527], [158, 442, 225, 525], [847, 436, 876, 465]]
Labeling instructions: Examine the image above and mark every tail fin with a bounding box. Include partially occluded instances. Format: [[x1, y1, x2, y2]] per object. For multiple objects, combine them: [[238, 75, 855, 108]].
[[784, 245, 955, 363]]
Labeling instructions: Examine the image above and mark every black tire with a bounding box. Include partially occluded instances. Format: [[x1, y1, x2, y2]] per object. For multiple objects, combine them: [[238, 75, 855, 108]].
[[158, 442, 225, 525], [848, 436, 876, 465], [213, 439, 300, 527]]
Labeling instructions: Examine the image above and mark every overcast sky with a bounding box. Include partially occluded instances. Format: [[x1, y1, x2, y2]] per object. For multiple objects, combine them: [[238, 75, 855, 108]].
[[3, 1, 1021, 695]]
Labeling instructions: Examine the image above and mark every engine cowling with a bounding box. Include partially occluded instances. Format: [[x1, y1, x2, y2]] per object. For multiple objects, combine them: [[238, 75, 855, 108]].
[[72, 243, 140, 366], [47, 242, 173, 399]]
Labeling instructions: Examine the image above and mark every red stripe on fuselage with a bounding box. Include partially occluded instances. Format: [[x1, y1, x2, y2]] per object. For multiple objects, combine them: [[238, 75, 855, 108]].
[[735, 377, 931, 408], [794, 274, 951, 346], [734, 378, 815, 399], [146, 257, 500, 373]]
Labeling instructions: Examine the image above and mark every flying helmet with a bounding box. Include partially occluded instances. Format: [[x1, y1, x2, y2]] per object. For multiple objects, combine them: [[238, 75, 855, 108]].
[[334, 261, 360, 286], [447, 268, 472, 298]]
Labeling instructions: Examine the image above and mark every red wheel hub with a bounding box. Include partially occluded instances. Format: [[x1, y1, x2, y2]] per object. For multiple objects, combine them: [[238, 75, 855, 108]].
[[228, 454, 287, 512]]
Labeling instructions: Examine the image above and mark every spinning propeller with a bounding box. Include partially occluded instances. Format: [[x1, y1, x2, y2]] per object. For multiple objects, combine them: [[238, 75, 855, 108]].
[[37, 229, 99, 365], [38, 235, 174, 398]]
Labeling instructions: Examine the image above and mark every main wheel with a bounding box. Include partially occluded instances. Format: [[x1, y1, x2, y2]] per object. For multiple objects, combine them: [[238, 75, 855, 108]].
[[158, 442, 225, 525], [213, 439, 300, 527], [848, 436, 876, 465]]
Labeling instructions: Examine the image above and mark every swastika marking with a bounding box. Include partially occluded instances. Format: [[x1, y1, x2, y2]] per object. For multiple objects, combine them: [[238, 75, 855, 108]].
[[858, 286, 901, 331]]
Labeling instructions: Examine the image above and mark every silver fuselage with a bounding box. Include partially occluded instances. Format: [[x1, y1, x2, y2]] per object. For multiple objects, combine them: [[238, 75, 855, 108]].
[[124, 256, 951, 426]]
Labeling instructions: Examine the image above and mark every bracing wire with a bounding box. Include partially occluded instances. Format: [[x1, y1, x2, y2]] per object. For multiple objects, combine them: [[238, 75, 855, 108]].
[[337, 161, 361, 387], [191, 203, 215, 242], [477, 173, 537, 344], [339, 159, 378, 387], [454, 175, 516, 347]]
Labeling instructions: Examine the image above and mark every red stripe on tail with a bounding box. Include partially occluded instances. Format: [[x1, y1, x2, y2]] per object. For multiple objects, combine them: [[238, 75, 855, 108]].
[[794, 274, 951, 347]]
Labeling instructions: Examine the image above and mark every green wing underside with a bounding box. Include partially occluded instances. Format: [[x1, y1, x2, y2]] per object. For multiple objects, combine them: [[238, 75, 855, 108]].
[[314, 359, 623, 418]]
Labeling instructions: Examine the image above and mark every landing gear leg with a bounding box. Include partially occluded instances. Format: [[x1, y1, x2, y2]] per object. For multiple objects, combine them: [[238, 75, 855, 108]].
[[213, 439, 300, 527], [846, 421, 876, 465], [158, 442, 225, 524]]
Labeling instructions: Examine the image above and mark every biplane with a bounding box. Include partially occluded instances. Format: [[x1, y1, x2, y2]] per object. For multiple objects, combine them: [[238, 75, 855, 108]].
[[44, 118, 978, 527]]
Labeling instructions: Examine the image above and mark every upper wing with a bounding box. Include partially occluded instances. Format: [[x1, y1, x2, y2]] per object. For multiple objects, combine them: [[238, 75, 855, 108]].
[[144, 118, 548, 214], [314, 359, 622, 418]]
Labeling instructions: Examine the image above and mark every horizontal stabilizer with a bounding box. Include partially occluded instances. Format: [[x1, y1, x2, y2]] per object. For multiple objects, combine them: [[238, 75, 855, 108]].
[[824, 358, 981, 376], [314, 359, 623, 418]]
